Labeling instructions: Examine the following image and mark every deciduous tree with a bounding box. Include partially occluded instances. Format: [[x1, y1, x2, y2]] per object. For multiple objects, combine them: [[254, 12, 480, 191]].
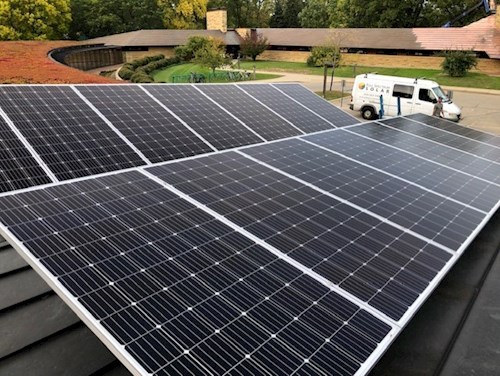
[[159, 0, 208, 29], [192, 36, 230, 73], [299, 0, 332, 28], [331, 0, 484, 28], [239, 31, 269, 61], [0, 0, 71, 40], [70, 0, 163, 39]]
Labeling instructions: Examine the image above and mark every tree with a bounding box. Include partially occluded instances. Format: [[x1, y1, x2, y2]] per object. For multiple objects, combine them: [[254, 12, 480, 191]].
[[421, 0, 486, 27], [207, 0, 273, 27], [158, 0, 208, 29], [441, 50, 478, 77], [239, 31, 269, 61], [193, 37, 230, 73], [283, 0, 304, 28], [331, 0, 485, 28], [270, 0, 286, 27], [299, 0, 331, 28], [175, 35, 212, 61], [0, 0, 71, 40], [306, 31, 343, 67], [331, 0, 424, 28], [69, 0, 163, 39]]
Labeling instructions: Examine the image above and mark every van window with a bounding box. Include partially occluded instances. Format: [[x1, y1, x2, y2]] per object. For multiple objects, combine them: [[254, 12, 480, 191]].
[[393, 84, 414, 99], [418, 89, 436, 103], [432, 86, 448, 101]]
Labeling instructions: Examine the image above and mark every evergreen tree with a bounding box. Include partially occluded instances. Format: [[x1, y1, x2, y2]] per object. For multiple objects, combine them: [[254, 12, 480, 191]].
[[270, 0, 286, 27], [283, 0, 304, 28]]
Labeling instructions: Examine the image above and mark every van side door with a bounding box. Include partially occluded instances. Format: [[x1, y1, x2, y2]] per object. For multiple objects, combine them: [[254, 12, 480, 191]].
[[391, 84, 415, 116], [416, 88, 437, 116]]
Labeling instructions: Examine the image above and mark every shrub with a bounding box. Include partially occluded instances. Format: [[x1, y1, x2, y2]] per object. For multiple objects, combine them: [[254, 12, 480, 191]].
[[118, 63, 134, 80], [130, 70, 154, 83], [441, 50, 478, 77], [119, 55, 180, 83], [129, 54, 164, 70], [307, 46, 341, 67], [141, 56, 181, 74]]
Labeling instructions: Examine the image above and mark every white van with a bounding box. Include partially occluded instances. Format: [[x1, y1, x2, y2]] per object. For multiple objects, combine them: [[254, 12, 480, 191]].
[[350, 74, 462, 121]]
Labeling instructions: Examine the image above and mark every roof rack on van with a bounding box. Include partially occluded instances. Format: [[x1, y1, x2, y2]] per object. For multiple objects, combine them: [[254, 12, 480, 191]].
[[414, 77, 427, 84], [363, 72, 377, 78]]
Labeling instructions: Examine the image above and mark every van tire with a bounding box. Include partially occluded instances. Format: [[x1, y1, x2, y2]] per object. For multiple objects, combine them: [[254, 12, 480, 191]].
[[361, 106, 377, 120]]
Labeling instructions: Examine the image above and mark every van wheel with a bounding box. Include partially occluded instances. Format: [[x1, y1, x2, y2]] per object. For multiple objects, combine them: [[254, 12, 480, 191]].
[[361, 106, 376, 120]]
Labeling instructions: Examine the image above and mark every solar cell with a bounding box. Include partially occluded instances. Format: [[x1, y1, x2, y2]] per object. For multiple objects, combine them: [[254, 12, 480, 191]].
[[197, 85, 303, 140], [406, 113, 500, 148], [143, 85, 264, 150], [273, 84, 359, 127], [147, 153, 453, 321], [237, 84, 333, 133], [350, 122, 500, 184], [305, 129, 500, 213], [242, 138, 485, 250], [0, 86, 145, 180], [75, 85, 212, 163], [0, 113, 53, 192], [380, 117, 500, 163], [0, 170, 392, 376]]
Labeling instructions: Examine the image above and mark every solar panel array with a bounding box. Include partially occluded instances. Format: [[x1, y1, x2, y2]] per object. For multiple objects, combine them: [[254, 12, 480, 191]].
[[1, 84, 499, 376], [0, 86, 147, 181], [0, 83, 349, 194]]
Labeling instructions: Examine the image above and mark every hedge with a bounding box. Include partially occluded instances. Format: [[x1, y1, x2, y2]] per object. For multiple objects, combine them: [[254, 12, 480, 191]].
[[118, 55, 181, 83]]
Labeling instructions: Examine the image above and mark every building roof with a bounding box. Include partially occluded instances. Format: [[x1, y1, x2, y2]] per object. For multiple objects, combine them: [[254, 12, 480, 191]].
[[88, 29, 242, 47], [256, 15, 500, 58], [87, 15, 499, 59]]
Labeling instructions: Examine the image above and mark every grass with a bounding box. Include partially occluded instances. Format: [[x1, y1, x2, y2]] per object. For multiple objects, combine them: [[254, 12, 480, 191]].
[[153, 63, 281, 83], [238, 60, 500, 90], [315, 90, 350, 100]]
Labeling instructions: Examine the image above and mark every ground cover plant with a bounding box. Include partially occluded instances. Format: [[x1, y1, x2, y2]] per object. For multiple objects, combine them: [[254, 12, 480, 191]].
[[0, 41, 115, 84]]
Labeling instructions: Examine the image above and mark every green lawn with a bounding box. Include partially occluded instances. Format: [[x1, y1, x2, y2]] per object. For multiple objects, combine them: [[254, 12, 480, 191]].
[[315, 90, 350, 100], [238, 60, 500, 90], [153, 63, 281, 83]]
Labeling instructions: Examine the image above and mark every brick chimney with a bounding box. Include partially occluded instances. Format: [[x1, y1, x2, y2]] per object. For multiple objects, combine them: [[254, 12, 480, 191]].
[[207, 8, 227, 32]]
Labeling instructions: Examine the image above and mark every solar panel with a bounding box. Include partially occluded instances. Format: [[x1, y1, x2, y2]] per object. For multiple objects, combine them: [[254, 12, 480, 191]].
[[273, 84, 359, 127], [379, 117, 500, 163], [0, 170, 393, 376], [197, 85, 303, 140], [237, 84, 334, 133], [75, 85, 213, 163], [143, 85, 264, 150], [0, 113, 53, 192], [147, 153, 454, 321], [305, 128, 500, 213], [241, 138, 485, 250], [406, 113, 500, 148], [0, 86, 146, 180], [349, 122, 500, 184]]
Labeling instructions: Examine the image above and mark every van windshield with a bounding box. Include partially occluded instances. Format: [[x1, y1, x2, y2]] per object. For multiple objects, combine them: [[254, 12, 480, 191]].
[[432, 86, 450, 102]]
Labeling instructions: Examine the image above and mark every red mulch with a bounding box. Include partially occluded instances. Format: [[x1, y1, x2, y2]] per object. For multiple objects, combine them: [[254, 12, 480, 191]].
[[0, 41, 118, 84]]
